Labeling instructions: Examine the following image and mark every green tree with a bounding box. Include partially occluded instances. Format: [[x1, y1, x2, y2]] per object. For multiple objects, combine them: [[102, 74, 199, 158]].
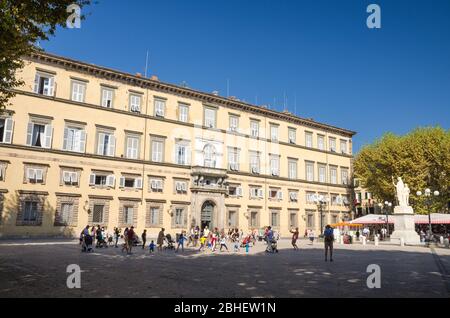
[[354, 127, 450, 214], [0, 0, 92, 110]]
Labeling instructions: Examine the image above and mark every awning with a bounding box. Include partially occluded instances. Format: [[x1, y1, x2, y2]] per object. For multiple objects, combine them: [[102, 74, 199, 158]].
[[350, 213, 450, 225]]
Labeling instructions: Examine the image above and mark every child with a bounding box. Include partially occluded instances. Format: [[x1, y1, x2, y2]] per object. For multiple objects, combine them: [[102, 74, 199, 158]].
[[219, 236, 228, 252], [233, 238, 240, 252], [176, 231, 187, 252], [245, 241, 249, 253], [149, 240, 155, 254], [199, 236, 207, 252]]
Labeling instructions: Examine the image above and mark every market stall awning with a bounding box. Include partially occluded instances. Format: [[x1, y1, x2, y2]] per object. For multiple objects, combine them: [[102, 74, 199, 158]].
[[350, 213, 450, 225]]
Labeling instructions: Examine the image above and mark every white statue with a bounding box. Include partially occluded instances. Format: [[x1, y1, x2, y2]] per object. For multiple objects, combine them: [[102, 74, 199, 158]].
[[403, 183, 410, 206], [392, 176, 406, 206]]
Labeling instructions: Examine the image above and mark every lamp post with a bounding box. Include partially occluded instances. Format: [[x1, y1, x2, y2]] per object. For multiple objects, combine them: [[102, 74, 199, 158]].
[[314, 194, 329, 237], [378, 201, 392, 239], [416, 188, 440, 241]]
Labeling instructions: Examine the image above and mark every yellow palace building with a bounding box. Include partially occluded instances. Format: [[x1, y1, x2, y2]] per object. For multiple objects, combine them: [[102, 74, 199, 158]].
[[0, 51, 356, 238]]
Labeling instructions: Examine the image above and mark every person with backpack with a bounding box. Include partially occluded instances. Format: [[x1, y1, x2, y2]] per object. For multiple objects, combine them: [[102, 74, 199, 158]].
[[324, 225, 334, 262]]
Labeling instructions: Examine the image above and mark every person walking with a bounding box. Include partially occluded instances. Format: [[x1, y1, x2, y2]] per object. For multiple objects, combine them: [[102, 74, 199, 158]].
[[114, 227, 120, 248], [308, 229, 315, 245], [127, 226, 135, 254], [324, 225, 334, 262], [122, 227, 129, 254], [290, 227, 299, 250], [141, 229, 147, 249], [157, 228, 165, 252]]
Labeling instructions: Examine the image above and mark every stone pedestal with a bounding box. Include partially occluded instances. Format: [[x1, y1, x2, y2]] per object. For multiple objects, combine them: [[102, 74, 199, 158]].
[[390, 206, 420, 245]]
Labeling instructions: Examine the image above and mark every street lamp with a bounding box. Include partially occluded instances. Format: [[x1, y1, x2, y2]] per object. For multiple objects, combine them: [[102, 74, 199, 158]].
[[416, 188, 440, 241], [314, 194, 329, 237], [378, 201, 392, 239]]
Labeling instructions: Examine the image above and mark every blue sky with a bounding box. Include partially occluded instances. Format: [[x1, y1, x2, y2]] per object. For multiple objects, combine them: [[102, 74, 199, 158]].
[[41, 0, 450, 152]]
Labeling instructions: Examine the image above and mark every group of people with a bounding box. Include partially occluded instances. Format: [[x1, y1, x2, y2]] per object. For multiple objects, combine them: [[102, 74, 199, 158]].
[[80, 224, 336, 261]]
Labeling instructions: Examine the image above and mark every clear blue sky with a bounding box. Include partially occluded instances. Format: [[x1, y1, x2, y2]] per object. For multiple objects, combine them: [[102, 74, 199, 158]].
[[41, 0, 450, 152]]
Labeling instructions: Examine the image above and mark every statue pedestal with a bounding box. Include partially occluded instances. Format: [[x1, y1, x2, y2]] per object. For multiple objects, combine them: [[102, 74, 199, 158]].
[[390, 206, 420, 245]]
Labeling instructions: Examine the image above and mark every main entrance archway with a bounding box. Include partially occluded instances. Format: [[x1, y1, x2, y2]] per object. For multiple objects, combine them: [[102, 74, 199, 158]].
[[201, 201, 215, 230]]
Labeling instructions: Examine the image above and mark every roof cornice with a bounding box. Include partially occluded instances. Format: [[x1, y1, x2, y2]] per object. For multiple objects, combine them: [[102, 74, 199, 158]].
[[26, 50, 356, 137]]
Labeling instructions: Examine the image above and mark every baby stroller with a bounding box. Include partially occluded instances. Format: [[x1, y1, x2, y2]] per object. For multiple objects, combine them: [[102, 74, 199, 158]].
[[164, 234, 175, 250], [82, 235, 93, 252], [265, 238, 278, 253]]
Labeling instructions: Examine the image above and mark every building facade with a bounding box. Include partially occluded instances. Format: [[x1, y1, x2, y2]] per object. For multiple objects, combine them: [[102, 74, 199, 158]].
[[0, 52, 356, 238]]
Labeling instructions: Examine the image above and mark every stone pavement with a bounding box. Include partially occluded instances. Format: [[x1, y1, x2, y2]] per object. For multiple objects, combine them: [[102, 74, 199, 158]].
[[0, 238, 449, 298]]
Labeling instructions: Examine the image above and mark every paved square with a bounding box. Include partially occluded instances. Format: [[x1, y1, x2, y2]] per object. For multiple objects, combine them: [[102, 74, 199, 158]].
[[0, 239, 449, 298]]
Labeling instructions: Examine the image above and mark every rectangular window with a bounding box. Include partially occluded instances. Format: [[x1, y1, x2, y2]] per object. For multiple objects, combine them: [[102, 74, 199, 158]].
[[228, 185, 242, 197], [23, 201, 38, 221], [204, 107, 216, 128], [0, 118, 14, 144], [228, 148, 239, 171], [119, 176, 143, 189], [289, 212, 298, 228], [89, 173, 115, 188], [270, 211, 280, 228], [62, 170, 79, 186], [151, 138, 164, 163], [289, 191, 298, 202], [26, 122, 52, 148], [129, 94, 141, 113], [26, 168, 44, 183], [318, 164, 326, 183], [228, 210, 237, 227], [329, 137, 337, 152], [330, 166, 337, 184], [174, 208, 184, 226], [154, 99, 165, 117], [270, 124, 279, 141], [288, 159, 297, 179], [124, 206, 134, 225], [97, 132, 115, 156], [306, 161, 314, 182], [125, 135, 139, 159], [306, 192, 316, 204], [34, 73, 54, 96], [250, 120, 259, 138], [63, 126, 86, 153], [150, 207, 159, 225], [288, 128, 296, 144], [175, 143, 189, 165], [92, 205, 104, 223], [340, 140, 348, 154], [341, 168, 349, 185], [175, 181, 188, 193], [307, 214, 315, 228], [270, 155, 280, 176], [305, 132, 313, 148], [250, 211, 259, 228], [178, 103, 189, 122], [71, 81, 86, 102], [101, 88, 114, 108], [317, 135, 325, 150], [249, 151, 260, 174], [229, 115, 239, 132], [150, 178, 164, 192], [60, 203, 73, 225]]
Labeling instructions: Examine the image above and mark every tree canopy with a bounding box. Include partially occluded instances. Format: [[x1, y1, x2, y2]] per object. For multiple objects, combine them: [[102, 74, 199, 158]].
[[0, 0, 92, 109], [354, 127, 449, 214]]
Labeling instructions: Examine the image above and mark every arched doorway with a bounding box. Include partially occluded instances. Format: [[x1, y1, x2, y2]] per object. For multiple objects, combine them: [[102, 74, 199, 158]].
[[201, 201, 215, 230]]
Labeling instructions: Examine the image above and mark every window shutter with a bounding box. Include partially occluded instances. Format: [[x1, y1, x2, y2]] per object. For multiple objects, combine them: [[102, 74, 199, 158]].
[[186, 146, 191, 165], [48, 77, 55, 96], [108, 135, 116, 156], [71, 172, 78, 183], [175, 181, 181, 191], [79, 130, 86, 153], [183, 209, 188, 227], [89, 173, 96, 185], [43, 125, 53, 149], [135, 177, 143, 189], [107, 175, 115, 188], [63, 127, 69, 150], [63, 171, 71, 183], [278, 190, 283, 200], [158, 207, 163, 225], [97, 133, 105, 155], [258, 189, 264, 198], [3, 118, 14, 144], [26, 122, 34, 146], [33, 74, 40, 93], [27, 168, 36, 180], [35, 169, 43, 181], [119, 176, 125, 188], [236, 187, 243, 197], [150, 179, 156, 189], [157, 180, 163, 190]]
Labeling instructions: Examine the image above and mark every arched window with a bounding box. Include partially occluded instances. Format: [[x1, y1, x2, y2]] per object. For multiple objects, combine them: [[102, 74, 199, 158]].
[[203, 144, 216, 168]]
